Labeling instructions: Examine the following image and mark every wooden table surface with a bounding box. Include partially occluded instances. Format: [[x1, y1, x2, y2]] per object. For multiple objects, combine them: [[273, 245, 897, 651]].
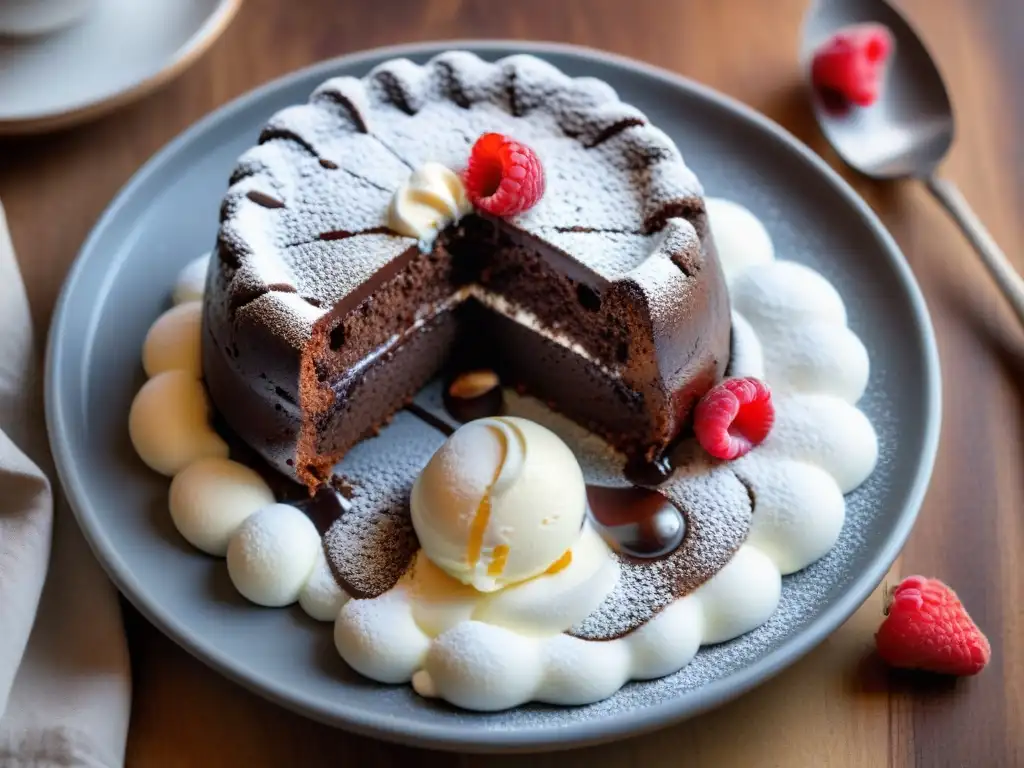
[[2, 0, 1022, 765]]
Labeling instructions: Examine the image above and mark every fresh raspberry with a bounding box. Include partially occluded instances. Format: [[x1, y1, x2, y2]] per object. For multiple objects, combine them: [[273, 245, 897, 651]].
[[693, 377, 774, 461], [875, 576, 991, 676], [810, 23, 894, 108], [462, 133, 545, 216]]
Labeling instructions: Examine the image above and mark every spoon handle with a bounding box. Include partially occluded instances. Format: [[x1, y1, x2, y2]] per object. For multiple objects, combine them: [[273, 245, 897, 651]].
[[926, 176, 1024, 327]]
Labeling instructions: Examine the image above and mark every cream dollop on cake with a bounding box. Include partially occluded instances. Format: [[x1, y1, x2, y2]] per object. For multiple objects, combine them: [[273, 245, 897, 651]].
[[388, 162, 473, 242], [411, 416, 586, 591]]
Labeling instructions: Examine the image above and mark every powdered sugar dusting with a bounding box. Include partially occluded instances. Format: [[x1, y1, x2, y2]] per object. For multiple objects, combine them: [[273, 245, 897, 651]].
[[322, 411, 443, 598], [494, 386, 755, 639], [207, 51, 722, 489], [194, 49, 886, 719], [571, 451, 752, 639], [263, 104, 410, 189], [408, 415, 894, 729], [235, 291, 327, 351], [401, 381, 752, 640], [533, 230, 652, 279], [281, 234, 416, 311]]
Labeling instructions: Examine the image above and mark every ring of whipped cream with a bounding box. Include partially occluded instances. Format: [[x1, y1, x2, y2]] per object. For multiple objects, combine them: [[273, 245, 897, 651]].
[[128, 198, 877, 712]]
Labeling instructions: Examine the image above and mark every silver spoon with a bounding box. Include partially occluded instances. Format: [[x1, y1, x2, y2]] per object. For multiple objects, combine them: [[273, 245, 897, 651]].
[[800, 0, 1024, 326], [586, 483, 686, 559]]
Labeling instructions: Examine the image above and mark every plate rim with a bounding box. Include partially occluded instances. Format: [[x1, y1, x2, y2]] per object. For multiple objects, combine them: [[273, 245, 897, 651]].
[[0, 0, 242, 136], [44, 39, 942, 753]]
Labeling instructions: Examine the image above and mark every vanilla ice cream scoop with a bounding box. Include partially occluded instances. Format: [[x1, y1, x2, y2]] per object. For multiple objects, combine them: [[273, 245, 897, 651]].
[[410, 416, 586, 592]]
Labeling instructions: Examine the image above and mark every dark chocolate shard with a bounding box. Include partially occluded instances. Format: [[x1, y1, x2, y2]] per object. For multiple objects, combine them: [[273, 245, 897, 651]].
[[245, 190, 285, 209], [583, 117, 646, 149], [317, 225, 393, 242]]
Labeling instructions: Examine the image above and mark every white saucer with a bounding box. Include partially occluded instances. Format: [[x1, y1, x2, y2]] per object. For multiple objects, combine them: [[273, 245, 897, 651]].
[[0, 0, 240, 135]]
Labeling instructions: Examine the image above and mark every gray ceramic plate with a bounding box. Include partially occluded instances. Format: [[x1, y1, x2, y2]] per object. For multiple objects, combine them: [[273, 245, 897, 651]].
[[45, 41, 941, 753]]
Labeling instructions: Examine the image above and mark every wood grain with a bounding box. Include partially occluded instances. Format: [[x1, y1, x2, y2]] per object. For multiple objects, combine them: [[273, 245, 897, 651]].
[[2, 0, 1021, 765]]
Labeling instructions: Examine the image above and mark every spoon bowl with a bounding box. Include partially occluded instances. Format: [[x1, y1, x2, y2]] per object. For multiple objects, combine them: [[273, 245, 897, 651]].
[[586, 484, 686, 559], [801, 0, 953, 178], [801, 0, 1024, 326]]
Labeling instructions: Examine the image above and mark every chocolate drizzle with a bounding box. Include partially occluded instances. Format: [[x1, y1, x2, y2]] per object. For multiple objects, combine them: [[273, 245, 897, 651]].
[[404, 402, 455, 437]]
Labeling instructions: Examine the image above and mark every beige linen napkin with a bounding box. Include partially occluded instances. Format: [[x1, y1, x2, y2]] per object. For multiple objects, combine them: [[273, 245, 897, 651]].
[[0, 200, 131, 767]]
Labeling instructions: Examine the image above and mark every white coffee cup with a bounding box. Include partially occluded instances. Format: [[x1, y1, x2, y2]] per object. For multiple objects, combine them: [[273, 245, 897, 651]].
[[0, 0, 97, 37]]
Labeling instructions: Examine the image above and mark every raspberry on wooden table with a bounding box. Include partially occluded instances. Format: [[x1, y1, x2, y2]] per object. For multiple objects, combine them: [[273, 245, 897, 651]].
[[463, 132, 545, 216], [875, 575, 991, 676], [693, 377, 774, 461]]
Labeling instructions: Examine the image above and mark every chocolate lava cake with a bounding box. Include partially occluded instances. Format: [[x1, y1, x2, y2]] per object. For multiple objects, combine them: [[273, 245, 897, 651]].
[[203, 51, 731, 489]]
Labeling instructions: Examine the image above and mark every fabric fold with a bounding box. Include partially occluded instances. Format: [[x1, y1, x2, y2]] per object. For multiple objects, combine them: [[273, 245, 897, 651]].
[[0, 200, 131, 767]]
